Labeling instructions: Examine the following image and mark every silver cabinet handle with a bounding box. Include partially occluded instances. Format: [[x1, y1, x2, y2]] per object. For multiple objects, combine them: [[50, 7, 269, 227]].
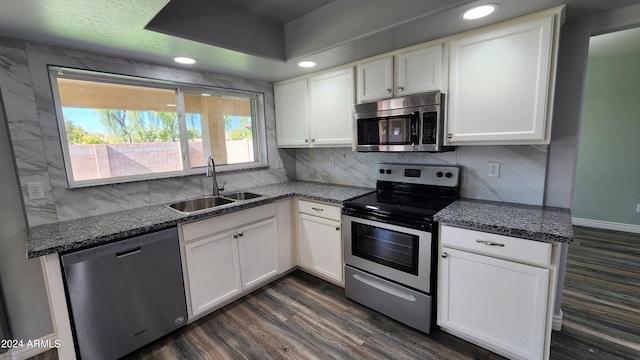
[[476, 239, 505, 247], [233, 234, 238, 239], [238, 233, 244, 237], [304, 139, 309, 142], [311, 139, 315, 142], [335, 226, 340, 231], [398, 86, 404, 92], [311, 207, 324, 212], [447, 133, 453, 139], [442, 252, 448, 258], [386, 88, 392, 93]]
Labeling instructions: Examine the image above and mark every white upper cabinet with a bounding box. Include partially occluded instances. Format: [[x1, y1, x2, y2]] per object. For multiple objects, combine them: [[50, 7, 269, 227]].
[[446, 15, 558, 145], [274, 78, 309, 147], [357, 44, 443, 103], [357, 57, 394, 102], [274, 67, 354, 148], [308, 68, 355, 146], [396, 46, 443, 96]]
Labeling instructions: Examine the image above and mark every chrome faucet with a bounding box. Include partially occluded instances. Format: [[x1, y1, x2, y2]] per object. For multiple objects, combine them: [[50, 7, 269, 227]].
[[206, 156, 225, 196]]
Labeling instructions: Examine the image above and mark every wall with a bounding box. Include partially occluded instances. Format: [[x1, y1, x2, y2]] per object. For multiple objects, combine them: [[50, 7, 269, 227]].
[[572, 53, 640, 225], [0, 91, 53, 342], [296, 145, 548, 205], [544, 3, 640, 208], [0, 37, 296, 226]]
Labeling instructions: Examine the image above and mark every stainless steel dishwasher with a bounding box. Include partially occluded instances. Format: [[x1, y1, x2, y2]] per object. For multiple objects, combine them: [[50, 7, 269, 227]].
[[61, 227, 187, 360]]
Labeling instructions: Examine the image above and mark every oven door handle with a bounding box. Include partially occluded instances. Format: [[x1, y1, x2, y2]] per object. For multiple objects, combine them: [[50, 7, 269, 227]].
[[352, 273, 417, 302]]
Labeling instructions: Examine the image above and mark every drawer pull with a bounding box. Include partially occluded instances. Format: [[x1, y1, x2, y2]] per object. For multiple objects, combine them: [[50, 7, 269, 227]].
[[311, 207, 324, 212], [476, 239, 505, 247], [441, 252, 448, 259], [335, 226, 340, 231], [353, 273, 417, 302]]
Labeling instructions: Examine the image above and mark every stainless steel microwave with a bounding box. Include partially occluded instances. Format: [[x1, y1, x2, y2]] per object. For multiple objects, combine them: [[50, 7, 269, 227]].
[[353, 91, 453, 152]]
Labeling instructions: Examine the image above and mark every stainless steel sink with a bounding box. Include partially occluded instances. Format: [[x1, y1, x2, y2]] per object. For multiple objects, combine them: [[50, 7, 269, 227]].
[[165, 196, 235, 214], [221, 191, 263, 200]]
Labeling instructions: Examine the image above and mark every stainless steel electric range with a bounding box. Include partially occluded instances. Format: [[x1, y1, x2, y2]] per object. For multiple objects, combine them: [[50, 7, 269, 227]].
[[342, 163, 460, 333]]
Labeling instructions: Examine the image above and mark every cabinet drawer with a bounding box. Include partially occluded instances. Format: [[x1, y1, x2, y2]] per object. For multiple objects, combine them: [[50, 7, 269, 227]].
[[298, 199, 341, 221], [440, 226, 551, 267]]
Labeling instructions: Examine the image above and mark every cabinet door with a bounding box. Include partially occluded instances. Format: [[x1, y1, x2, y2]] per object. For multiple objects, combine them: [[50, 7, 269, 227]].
[[438, 247, 549, 360], [447, 16, 554, 144], [274, 78, 310, 147], [396, 45, 442, 96], [357, 57, 393, 102], [308, 68, 355, 147], [184, 230, 241, 318], [237, 218, 279, 289], [298, 213, 343, 285]]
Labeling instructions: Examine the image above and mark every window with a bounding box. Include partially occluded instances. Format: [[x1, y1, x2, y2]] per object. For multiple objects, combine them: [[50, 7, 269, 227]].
[[50, 68, 264, 187]]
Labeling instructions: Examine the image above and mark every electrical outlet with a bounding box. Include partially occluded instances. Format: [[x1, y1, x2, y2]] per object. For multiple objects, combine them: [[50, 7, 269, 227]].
[[27, 182, 45, 200], [275, 158, 284, 169], [488, 162, 500, 178], [637, 204, 640, 213]]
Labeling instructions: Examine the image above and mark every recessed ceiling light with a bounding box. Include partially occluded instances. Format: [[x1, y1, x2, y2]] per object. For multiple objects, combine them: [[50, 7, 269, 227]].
[[201, 93, 212, 96], [462, 4, 499, 20], [166, 104, 177, 107], [174, 56, 196, 64], [298, 61, 317, 68]]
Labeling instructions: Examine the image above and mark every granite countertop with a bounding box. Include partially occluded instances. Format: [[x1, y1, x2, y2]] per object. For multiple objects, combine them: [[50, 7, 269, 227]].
[[434, 198, 573, 243], [27, 181, 374, 258]]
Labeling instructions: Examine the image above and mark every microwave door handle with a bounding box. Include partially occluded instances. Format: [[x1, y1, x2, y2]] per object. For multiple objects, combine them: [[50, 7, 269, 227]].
[[412, 112, 419, 145]]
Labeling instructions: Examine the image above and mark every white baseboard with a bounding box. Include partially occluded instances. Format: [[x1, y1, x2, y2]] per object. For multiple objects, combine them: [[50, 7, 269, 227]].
[[572, 218, 640, 234], [7, 333, 59, 360], [552, 309, 563, 331]]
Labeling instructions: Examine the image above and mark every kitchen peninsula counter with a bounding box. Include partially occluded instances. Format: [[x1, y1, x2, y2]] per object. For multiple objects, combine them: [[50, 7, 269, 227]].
[[434, 198, 574, 243]]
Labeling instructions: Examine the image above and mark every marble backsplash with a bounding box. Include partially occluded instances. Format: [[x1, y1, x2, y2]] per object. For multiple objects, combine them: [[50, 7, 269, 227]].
[[0, 37, 296, 226], [295, 145, 548, 206]]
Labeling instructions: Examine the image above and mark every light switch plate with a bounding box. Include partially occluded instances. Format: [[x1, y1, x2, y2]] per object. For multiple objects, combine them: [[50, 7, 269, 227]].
[[275, 159, 284, 169]]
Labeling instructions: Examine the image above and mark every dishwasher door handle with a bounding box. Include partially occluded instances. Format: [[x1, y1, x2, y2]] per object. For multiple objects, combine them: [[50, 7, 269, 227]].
[[115, 247, 141, 258]]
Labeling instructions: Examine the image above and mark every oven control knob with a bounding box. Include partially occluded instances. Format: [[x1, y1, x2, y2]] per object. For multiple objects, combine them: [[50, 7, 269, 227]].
[[446, 172, 453, 178], [379, 169, 385, 174], [385, 169, 392, 174], [436, 172, 443, 178]]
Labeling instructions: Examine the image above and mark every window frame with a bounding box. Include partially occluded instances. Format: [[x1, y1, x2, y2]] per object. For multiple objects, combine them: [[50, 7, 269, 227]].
[[49, 67, 267, 188]]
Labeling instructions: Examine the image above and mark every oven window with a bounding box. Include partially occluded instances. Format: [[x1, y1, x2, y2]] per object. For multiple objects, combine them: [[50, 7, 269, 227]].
[[351, 223, 419, 275]]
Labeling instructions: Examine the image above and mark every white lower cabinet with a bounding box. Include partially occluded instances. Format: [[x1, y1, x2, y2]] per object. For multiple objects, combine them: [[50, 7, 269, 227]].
[[237, 219, 279, 289], [297, 199, 344, 286], [180, 204, 279, 321], [184, 230, 242, 317], [438, 225, 557, 360]]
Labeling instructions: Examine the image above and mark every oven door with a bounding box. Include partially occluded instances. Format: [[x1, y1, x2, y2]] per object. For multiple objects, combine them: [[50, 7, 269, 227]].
[[342, 215, 433, 293]]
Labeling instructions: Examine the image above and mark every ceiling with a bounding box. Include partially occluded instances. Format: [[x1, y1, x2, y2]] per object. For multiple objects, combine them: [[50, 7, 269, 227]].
[[0, 0, 639, 83]]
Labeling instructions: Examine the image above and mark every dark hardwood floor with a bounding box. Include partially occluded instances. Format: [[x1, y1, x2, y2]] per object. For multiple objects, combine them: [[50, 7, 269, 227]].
[[122, 270, 504, 360], [29, 226, 640, 360], [552, 226, 640, 359]]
